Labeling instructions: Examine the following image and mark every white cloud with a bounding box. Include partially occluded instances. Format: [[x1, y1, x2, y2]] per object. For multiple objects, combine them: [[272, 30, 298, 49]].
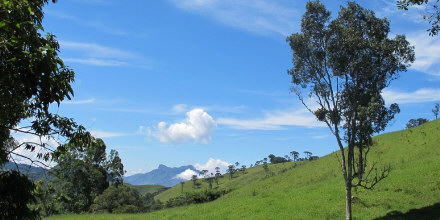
[[174, 169, 198, 180], [406, 32, 440, 76], [194, 158, 231, 174], [148, 109, 217, 144], [382, 88, 440, 104], [90, 130, 127, 138], [169, 0, 300, 36], [217, 108, 324, 130]]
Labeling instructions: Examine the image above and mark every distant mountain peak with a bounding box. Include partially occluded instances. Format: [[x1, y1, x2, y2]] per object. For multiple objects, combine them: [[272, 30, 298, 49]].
[[124, 164, 200, 187], [158, 164, 168, 169]]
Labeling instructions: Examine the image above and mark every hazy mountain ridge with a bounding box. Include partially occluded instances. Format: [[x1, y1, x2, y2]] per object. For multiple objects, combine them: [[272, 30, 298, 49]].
[[2, 162, 49, 181], [124, 164, 199, 187]]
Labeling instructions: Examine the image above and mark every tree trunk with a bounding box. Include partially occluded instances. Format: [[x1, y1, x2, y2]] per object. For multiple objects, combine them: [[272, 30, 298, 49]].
[[345, 183, 352, 220]]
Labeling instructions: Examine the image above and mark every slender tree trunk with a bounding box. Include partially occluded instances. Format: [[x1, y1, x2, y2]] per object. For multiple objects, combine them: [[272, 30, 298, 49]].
[[346, 183, 352, 220]]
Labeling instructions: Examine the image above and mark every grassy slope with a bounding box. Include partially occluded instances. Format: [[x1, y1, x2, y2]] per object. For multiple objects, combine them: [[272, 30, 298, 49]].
[[126, 184, 168, 196], [46, 119, 440, 220], [155, 160, 308, 203]]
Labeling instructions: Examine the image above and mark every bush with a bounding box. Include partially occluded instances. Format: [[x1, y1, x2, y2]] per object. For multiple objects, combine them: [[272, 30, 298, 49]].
[[92, 185, 143, 213], [165, 189, 228, 208]]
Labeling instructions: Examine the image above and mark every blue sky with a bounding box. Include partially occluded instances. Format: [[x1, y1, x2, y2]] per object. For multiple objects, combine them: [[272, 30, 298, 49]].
[[13, 0, 440, 176]]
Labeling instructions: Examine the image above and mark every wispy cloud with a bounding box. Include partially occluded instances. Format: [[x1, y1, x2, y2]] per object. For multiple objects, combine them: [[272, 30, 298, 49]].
[[169, 0, 300, 36], [45, 9, 129, 36], [63, 58, 126, 67], [60, 41, 151, 68], [62, 98, 96, 104], [217, 108, 324, 130], [90, 130, 128, 138], [382, 88, 440, 104], [312, 134, 329, 139], [406, 32, 440, 76], [60, 41, 136, 59]]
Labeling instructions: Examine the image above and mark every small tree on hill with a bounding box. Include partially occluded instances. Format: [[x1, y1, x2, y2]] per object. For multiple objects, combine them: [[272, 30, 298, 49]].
[[304, 151, 312, 160], [199, 170, 208, 177], [290, 151, 299, 161], [227, 165, 235, 179], [433, 103, 439, 119], [205, 176, 214, 189], [406, 118, 429, 128], [287, 1, 414, 219], [263, 161, 269, 176], [191, 175, 198, 188]]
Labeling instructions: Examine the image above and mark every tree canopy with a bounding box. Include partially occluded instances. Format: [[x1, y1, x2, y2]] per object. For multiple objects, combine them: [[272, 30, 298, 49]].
[[50, 138, 124, 213], [1, 0, 92, 218], [287, 1, 414, 219], [1, 0, 93, 165]]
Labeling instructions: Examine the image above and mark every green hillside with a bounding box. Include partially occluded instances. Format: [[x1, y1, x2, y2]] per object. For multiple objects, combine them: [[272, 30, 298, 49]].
[[126, 184, 169, 196], [46, 119, 440, 220], [154, 160, 308, 203]]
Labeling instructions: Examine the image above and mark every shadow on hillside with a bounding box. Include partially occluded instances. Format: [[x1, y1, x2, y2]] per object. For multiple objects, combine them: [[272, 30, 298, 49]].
[[374, 203, 440, 220]]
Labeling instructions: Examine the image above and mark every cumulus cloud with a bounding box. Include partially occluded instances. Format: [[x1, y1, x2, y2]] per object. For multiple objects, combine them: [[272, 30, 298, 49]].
[[194, 158, 231, 174], [174, 169, 199, 180], [148, 109, 217, 144]]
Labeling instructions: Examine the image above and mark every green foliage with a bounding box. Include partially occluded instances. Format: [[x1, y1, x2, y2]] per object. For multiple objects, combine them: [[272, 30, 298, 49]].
[[406, 118, 429, 128], [91, 185, 143, 214], [0, 170, 39, 220], [33, 180, 58, 217], [50, 138, 124, 213], [0, 0, 91, 165], [165, 189, 228, 208], [268, 154, 287, 164], [1, 1, 90, 218]]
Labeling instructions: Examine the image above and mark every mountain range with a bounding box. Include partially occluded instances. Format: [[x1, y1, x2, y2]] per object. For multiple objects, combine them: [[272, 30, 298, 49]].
[[2, 162, 50, 181], [124, 164, 199, 187]]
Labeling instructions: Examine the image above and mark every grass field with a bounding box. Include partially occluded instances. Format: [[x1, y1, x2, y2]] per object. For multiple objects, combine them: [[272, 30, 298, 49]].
[[46, 119, 440, 220]]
